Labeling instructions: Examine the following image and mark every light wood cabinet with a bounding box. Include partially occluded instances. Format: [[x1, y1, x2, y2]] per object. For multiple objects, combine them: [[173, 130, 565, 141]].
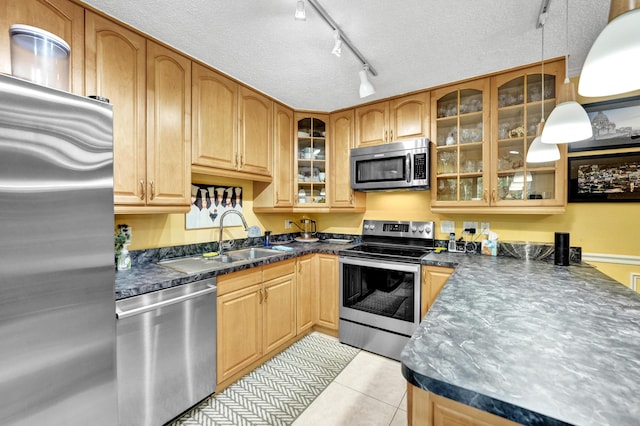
[[407, 384, 520, 426], [217, 268, 263, 383], [262, 260, 296, 353], [238, 86, 273, 177], [314, 253, 339, 332], [85, 12, 147, 209], [216, 259, 296, 385], [432, 60, 566, 214], [355, 92, 430, 148], [295, 113, 328, 208], [143, 41, 192, 211], [296, 255, 315, 334], [329, 109, 365, 210], [421, 265, 454, 319], [191, 63, 238, 173], [253, 103, 294, 209], [1, 0, 85, 95]]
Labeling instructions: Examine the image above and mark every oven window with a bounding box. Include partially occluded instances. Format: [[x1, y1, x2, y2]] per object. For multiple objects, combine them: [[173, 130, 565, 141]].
[[342, 263, 415, 322], [355, 155, 407, 183]]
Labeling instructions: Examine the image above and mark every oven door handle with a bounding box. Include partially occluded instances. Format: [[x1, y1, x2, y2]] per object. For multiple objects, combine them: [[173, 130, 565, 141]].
[[406, 153, 411, 183], [339, 256, 421, 273]]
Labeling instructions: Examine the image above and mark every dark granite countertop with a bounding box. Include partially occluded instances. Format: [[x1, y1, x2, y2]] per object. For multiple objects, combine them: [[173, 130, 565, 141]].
[[403, 253, 640, 426], [115, 241, 355, 300]]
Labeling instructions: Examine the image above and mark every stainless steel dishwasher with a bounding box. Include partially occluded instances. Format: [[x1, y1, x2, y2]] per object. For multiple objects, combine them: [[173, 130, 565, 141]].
[[116, 278, 217, 426]]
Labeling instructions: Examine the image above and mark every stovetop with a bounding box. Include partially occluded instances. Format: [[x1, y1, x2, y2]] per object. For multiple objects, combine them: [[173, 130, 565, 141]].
[[339, 220, 435, 263]]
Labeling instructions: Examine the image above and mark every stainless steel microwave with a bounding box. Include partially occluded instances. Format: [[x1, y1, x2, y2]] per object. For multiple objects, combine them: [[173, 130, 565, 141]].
[[350, 138, 430, 191]]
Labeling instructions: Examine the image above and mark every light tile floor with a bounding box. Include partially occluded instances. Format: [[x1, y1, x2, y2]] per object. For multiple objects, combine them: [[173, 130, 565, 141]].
[[294, 334, 407, 426]]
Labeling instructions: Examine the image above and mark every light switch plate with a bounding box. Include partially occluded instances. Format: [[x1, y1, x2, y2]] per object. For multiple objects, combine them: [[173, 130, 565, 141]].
[[441, 221, 455, 233]]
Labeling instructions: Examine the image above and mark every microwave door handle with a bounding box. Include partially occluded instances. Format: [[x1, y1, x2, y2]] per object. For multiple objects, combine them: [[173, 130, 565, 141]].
[[406, 153, 411, 183]]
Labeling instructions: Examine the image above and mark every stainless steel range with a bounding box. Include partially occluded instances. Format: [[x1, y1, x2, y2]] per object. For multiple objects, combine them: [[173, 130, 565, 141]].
[[338, 220, 435, 361]]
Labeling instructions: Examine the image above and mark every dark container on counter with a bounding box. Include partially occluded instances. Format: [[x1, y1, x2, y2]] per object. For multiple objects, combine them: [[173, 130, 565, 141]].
[[554, 232, 570, 266]]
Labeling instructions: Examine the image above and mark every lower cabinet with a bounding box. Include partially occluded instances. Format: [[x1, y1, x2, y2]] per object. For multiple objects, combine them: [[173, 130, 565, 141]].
[[315, 254, 339, 331], [408, 383, 520, 426], [296, 255, 314, 334], [216, 259, 296, 385], [421, 265, 454, 319]]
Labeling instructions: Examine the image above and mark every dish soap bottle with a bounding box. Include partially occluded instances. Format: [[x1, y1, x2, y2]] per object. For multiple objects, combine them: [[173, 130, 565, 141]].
[[264, 230, 272, 247], [117, 244, 131, 270]]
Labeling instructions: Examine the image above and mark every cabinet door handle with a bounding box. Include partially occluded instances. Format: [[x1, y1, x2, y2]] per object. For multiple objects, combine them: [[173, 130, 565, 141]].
[[258, 289, 263, 304], [149, 181, 155, 200], [483, 189, 488, 203], [390, 129, 393, 141], [139, 180, 145, 200], [492, 189, 497, 202], [298, 263, 302, 273], [240, 153, 244, 167], [264, 288, 269, 301], [384, 130, 388, 142]]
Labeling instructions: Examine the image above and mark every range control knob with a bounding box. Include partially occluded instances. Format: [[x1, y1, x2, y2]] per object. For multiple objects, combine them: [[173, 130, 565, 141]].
[[411, 226, 417, 232], [424, 225, 431, 234], [418, 226, 424, 233]]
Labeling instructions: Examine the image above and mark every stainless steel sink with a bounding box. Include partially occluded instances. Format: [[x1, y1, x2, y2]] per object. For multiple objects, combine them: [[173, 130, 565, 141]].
[[157, 248, 283, 274]]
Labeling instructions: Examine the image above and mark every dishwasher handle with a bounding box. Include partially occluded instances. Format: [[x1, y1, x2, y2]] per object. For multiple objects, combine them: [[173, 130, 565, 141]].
[[116, 283, 217, 319]]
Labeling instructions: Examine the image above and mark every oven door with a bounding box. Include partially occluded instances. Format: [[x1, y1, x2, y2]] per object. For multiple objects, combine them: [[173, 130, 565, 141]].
[[339, 256, 421, 337]]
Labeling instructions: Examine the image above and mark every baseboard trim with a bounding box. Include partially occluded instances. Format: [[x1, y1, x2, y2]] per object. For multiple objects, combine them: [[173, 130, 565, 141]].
[[582, 252, 640, 266]]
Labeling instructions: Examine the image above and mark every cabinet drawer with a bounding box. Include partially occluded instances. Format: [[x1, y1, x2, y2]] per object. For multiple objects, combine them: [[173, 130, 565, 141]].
[[217, 267, 263, 295], [263, 258, 296, 281]]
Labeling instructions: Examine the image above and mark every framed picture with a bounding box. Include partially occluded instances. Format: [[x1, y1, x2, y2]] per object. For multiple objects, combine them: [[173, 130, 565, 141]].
[[186, 184, 244, 229], [568, 152, 640, 202], [568, 95, 640, 152]]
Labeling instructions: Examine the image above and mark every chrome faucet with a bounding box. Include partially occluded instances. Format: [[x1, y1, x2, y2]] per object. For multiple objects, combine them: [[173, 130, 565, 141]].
[[217, 210, 249, 256]]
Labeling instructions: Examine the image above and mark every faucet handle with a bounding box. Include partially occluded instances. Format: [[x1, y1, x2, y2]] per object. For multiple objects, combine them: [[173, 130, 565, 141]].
[[221, 241, 234, 250]]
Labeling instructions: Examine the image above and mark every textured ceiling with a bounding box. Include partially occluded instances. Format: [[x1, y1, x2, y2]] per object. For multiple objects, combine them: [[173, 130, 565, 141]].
[[81, 0, 610, 112]]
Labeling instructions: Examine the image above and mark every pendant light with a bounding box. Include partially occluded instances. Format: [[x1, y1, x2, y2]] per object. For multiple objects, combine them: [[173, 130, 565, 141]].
[[527, 18, 561, 163], [578, 0, 640, 97], [541, 0, 593, 144]]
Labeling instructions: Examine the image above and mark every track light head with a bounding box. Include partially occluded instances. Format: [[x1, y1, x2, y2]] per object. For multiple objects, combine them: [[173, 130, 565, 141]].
[[331, 30, 342, 57], [359, 65, 375, 98], [295, 0, 306, 21]]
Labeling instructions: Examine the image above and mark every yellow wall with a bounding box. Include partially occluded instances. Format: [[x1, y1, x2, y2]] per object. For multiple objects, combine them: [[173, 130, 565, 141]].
[[115, 80, 640, 289]]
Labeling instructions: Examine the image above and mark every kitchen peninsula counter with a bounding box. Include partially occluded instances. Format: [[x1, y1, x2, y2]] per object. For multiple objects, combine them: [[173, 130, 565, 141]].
[[404, 253, 640, 425]]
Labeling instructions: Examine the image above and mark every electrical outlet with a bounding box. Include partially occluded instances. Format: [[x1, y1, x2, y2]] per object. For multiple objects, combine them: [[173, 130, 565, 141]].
[[284, 220, 291, 229], [480, 222, 491, 235], [441, 221, 455, 233]]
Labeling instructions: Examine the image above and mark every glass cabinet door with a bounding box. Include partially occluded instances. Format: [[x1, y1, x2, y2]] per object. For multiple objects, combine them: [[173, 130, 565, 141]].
[[493, 60, 564, 205], [296, 116, 327, 205], [432, 79, 489, 204]]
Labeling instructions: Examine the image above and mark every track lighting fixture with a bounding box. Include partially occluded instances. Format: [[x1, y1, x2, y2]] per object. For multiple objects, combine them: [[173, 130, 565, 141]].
[[359, 65, 375, 98], [294, 0, 306, 21], [331, 30, 342, 57], [296, 0, 377, 97]]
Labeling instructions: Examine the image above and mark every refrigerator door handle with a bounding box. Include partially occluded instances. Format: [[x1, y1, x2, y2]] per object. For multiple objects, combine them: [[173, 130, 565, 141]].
[[116, 283, 217, 319]]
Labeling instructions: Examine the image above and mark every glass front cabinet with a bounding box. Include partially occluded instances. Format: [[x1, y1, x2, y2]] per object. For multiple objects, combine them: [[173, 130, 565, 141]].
[[295, 114, 328, 207], [431, 59, 567, 213]]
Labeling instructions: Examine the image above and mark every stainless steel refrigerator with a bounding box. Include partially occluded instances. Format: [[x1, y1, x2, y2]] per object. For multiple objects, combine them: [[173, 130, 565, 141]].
[[0, 74, 117, 425]]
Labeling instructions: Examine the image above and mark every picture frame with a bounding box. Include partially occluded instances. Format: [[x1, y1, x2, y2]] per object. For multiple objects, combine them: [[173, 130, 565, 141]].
[[568, 151, 640, 202], [568, 95, 640, 152]]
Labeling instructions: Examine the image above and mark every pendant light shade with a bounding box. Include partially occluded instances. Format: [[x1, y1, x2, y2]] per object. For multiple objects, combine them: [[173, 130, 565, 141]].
[[541, 96, 593, 144], [359, 65, 375, 98], [527, 121, 561, 163], [542, 0, 593, 144], [578, 4, 640, 97]]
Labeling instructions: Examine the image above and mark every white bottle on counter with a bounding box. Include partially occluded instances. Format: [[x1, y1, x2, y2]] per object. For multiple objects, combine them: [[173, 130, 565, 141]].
[[117, 244, 131, 270]]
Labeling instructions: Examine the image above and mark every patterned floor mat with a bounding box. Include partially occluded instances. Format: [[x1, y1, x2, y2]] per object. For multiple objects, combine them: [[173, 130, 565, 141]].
[[169, 334, 360, 426]]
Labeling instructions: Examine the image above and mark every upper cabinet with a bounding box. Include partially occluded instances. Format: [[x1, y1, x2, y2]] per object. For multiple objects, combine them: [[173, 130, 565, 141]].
[[85, 12, 147, 209], [355, 92, 430, 148], [431, 79, 490, 208], [295, 113, 328, 208], [192, 79, 272, 181], [144, 41, 192, 211], [329, 109, 365, 210], [1, 0, 84, 95], [253, 103, 294, 210], [431, 59, 566, 214]]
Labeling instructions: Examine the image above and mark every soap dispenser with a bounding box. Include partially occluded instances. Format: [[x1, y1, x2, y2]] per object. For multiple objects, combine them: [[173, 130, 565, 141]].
[[264, 230, 272, 247], [117, 244, 131, 270]]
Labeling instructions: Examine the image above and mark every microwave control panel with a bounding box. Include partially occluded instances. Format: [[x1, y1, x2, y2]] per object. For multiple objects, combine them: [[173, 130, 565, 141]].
[[413, 153, 427, 179]]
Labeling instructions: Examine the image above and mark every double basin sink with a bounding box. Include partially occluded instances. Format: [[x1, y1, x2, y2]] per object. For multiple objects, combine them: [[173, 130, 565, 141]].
[[157, 247, 284, 274]]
